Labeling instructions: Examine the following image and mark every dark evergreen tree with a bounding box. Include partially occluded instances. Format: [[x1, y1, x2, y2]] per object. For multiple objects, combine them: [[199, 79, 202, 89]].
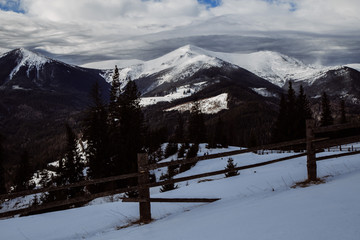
[[272, 94, 288, 142], [340, 99, 347, 124], [160, 165, 178, 192], [61, 124, 84, 199], [108, 65, 121, 128], [273, 84, 313, 142], [81, 82, 112, 194], [188, 101, 206, 144], [0, 134, 6, 194], [179, 143, 199, 173], [114, 80, 144, 187], [208, 117, 227, 148], [320, 92, 333, 127], [286, 81, 297, 137], [174, 114, 185, 143], [225, 158, 239, 178], [83, 82, 111, 183], [177, 143, 186, 158], [295, 85, 313, 138], [164, 142, 178, 158], [14, 150, 35, 192]]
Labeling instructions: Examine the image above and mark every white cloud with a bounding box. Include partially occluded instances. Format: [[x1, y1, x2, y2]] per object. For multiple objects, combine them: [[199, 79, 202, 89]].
[[0, 0, 359, 66]]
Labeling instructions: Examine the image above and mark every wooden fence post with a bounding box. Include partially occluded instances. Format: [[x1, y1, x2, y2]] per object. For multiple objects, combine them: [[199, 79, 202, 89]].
[[306, 119, 317, 181], [137, 153, 151, 223]]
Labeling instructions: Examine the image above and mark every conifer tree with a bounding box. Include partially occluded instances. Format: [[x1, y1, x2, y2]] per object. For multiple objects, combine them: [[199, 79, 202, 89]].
[[61, 124, 84, 199], [188, 101, 206, 144], [0, 134, 6, 194], [340, 99, 347, 124], [320, 92, 333, 127], [174, 114, 185, 143], [108, 65, 121, 128], [286, 81, 297, 137], [83, 82, 111, 190], [272, 94, 288, 142], [14, 150, 35, 192], [164, 142, 178, 158], [160, 165, 178, 192], [115, 80, 144, 180], [225, 158, 239, 178], [295, 85, 313, 138]]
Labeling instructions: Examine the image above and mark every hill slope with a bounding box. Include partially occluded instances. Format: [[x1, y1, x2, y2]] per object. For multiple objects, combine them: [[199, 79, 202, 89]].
[[1, 144, 360, 240]]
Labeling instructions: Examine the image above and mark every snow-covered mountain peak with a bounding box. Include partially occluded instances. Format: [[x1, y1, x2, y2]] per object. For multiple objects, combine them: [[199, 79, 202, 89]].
[[9, 48, 51, 80], [199, 49, 340, 87], [117, 45, 226, 93]]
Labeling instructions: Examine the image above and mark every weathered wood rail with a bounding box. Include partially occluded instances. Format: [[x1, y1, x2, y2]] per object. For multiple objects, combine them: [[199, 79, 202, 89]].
[[1, 120, 359, 221]]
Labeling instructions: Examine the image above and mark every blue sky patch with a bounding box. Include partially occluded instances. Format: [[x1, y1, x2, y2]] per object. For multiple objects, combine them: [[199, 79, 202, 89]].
[[0, 1, 24, 13], [197, 0, 221, 8]]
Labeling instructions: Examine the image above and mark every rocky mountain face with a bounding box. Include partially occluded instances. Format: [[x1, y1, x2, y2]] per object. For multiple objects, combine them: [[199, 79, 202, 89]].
[[0, 48, 109, 167]]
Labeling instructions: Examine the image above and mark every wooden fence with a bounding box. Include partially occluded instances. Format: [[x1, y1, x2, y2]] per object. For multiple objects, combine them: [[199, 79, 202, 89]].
[[1, 120, 360, 222]]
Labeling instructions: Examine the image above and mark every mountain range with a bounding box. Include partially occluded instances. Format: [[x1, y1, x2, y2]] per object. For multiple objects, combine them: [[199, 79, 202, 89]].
[[0, 45, 359, 167]]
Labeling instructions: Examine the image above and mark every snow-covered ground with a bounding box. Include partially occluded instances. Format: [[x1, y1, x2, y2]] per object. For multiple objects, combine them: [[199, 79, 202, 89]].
[[164, 93, 228, 114], [1, 144, 360, 240]]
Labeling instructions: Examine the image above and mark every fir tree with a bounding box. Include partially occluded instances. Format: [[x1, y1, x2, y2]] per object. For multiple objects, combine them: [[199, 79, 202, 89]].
[[14, 150, 35, 192], [225, 158, 239, 177], [108, 65, 121, 128], [179, 143, 199, 172], [340, 99, 347, 124], [177, 143, 186, 158], [174, 114, 185, 143], [295, 85, 313, 138], [164, 142, 178, 158], [272, 94, 288, 142], [286, 81, 297, 137], [83, 82, 111, 186], [114, 80, 144, 187], [0, 134, 6, 194], [320, 92, 333, 127], [188, 101, 206, 144], [61, 124, 84, 199], [160, 165, 178, 192]]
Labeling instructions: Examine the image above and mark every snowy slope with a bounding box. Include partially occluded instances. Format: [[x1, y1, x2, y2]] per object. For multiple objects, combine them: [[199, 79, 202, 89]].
[[115, 45, 228, 93], [1, 144, 360, 240], [165, 93, 229, 114], [105, 45, 350, 92], [179, 47, 342, 88], [346, 64, 360, 72], [9, 48, 51, 80]]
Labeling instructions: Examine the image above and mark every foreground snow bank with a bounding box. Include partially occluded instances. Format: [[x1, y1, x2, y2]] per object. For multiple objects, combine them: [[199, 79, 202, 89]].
[[1, 148, 360, 240]]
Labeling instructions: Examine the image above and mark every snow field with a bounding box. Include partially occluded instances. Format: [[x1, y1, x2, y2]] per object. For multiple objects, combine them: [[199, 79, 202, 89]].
[[1, 144, 360, 239]]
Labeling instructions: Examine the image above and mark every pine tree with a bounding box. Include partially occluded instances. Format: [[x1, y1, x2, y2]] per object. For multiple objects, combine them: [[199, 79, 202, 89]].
[[164, 142, 178, 158], [61, 124, 84, 199], [114, 80, 144, 186], [0, 134, 6, 194], [225, 158, 239, 178], [320, 92, 333, 127], [14, 150, 35, 192], [340, 99, 347, 124], [272, 94, 288, 142], [174, 114, 185, 143], [108, 65, 121, 128], [188, 101, 206, 144], [83, 82, 111, 184], [295, 85, 313, 138], [286, 81, 297, 137], [160, 165, 178, 192]]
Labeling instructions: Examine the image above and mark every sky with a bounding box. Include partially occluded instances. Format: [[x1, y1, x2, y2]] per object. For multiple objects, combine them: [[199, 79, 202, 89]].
[[0, 0, 359, 67]]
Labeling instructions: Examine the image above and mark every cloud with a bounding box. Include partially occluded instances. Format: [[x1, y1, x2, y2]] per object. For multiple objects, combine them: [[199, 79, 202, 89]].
[[0, 0, 359, 66]]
